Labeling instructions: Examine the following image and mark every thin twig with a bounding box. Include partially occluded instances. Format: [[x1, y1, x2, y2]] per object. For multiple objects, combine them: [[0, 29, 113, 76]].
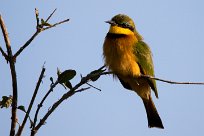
[[16, 67, 46, 136], [99, 68, 204, 85], [13, 31, 39, 59], [35, 8, 39, 27], [31, 80, 58, 135], [42, 19, 70, 31], [75, 87, 91, 93], [86, 83, 101, 91], [0, 15, 18, 136], [79, 76, 101, 91], [33, 89, 76, 134], [141, 74, 204, 85], [0, 45, 9, 61], [98, 65, 106, 70], [45, 8, 57, 23], [13, 10, 69, 59], [14, 8, 41, 59], [0, 15, 11, 55]]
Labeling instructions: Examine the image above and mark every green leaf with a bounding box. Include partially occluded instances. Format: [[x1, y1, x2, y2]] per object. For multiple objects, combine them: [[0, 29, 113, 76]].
[[90, 69, 106, 82], [90, 75, 100, 82], [65, 81, 72, 89], [58, 69, 76, 83], [18, 105, 26, 112]]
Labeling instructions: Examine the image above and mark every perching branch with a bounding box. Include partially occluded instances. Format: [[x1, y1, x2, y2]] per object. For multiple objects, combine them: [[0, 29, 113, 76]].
[[16, 67, 46, 136], [0, 15, 18, 136], [29, 63, 204, 136], [98, 67, 204, 85], [30, 66, 107, 135], [141, 74, 204, 85], [13, 8, 69, 59]]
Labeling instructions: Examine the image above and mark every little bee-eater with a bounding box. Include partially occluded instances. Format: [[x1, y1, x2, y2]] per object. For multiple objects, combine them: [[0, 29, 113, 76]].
[[103, 14, 164, 129]]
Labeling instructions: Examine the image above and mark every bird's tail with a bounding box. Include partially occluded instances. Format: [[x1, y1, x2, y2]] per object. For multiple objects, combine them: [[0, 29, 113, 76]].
[[142, 96, 164, 129]]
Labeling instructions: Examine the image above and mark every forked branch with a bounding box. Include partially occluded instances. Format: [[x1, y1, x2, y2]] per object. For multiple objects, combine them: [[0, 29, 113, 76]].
[[13, 8, 69, 59]]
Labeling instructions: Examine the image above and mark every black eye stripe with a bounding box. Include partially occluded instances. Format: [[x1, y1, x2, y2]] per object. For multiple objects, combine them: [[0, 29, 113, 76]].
[[118, 23, 134, 31], [111, 19, 135, 32]]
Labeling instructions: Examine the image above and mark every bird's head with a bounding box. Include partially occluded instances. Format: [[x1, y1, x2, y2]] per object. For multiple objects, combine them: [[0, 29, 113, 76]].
[[106, 14, 136, 35], [105, 14, 142, 40]]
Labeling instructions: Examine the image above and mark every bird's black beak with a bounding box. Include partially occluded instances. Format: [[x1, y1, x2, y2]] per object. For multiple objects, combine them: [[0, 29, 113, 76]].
[[105, 20, 116, 25]]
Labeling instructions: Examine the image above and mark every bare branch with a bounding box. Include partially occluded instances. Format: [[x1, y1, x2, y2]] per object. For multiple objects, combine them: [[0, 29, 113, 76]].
[[0, 15, 11, 56], [31, 66, 107, 135], [42, 19, 70, 31], [75, 87, 91, 93], [86, 83, 101, 91], [0, 45, 9, 61], [1, 8, 71, 136], [13, 9, 69, 59], [13, 31, 39, 59], [8, 65, 18, 136], [33, 89, 75, 134], [98, 65, 106, 70], [45, 8, 57, 23], [14, 8, 41, 59], [16, 67, 46, 136], [0, 14, 18, 136], [141, 74, 204, 85], [98, 67, 204, 85], [31, 80, 59, 135], [35, 8, 40, 27]]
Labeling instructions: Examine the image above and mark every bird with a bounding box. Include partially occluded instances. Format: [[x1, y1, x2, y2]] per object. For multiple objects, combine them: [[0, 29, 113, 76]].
[[103, 14, 164, 129]]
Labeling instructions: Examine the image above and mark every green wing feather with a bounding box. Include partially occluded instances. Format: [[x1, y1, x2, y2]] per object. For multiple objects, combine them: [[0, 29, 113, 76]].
[[134, 41, 158, 98]]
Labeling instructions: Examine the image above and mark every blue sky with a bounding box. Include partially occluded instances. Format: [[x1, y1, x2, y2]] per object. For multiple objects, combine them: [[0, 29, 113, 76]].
[[1, 0, 204, 136]]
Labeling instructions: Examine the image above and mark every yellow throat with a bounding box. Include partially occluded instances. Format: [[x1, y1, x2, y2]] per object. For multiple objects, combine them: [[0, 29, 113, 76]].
[[109, 25, 134, 35]]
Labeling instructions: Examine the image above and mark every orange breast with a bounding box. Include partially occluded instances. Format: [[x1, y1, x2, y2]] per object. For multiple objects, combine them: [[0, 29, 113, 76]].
[[103, 34, 140, 77]]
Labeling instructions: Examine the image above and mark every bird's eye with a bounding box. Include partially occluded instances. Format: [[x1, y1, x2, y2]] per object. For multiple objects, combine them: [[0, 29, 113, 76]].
[[121, 22, 129, 28], [120, 22, 134, 31]]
